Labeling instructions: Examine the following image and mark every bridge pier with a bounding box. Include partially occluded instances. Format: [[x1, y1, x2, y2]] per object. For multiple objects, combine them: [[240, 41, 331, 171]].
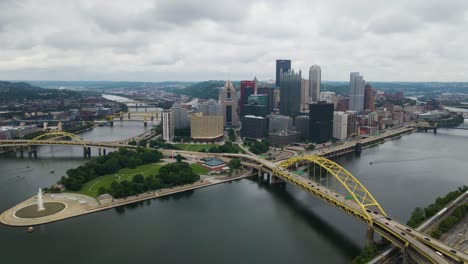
[[433, 127, 437, 134], [144, 121, 148, 127], [103, 149, 106, 155], [365, 226, 375, 247], [110, 121, 114, 127], [98, 148, 102, 156], [402, 246, 409, 264], [270, 174, 285, 185], [120, 116, 123, 121], [19, 147, 24, 158], [83, 147, 91, 159], [151, 116, 154, 121]]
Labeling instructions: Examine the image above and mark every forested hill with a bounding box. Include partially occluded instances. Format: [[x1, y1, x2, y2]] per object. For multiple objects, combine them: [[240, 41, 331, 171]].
[[168, 80, 225, 99], [0, 81, 81, 101]]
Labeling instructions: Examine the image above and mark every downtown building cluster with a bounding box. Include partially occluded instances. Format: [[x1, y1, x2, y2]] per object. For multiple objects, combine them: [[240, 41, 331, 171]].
[[162, 59, 439, 146]]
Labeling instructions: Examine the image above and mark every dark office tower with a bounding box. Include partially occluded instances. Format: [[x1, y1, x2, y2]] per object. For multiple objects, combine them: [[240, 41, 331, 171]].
[[239, 80, 255, 112], [364, 84, 376, 111], [309, 102, 334, 143], [257, 86, 274, 114], [279, 69, 301, 118], [276, 60, 291, 88], [241, 115, 268, 139]]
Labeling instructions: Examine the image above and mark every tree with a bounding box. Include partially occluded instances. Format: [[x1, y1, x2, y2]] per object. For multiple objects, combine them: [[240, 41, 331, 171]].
[[228, 128, 236, 141], [97, 187, 108, 196], [229, 158, 241, 170], [132, 174, 144, 184], [176, 154, 183, 162]]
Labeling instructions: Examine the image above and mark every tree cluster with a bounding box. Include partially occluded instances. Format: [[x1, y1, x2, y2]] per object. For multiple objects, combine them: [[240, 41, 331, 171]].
[[249, 140, 270, 154], [61, 147, 162, 191], [431, 204, 467, 239], [102, 162, 200, 198], [149, 138, 178, 149], [228, 128, 236, 142], [406, 185, 468, 228], [206, 141, 241, 153]]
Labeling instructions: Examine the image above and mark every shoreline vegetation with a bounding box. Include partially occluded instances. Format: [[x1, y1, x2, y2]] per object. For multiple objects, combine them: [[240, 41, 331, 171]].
[[352, 185, 467, 263]]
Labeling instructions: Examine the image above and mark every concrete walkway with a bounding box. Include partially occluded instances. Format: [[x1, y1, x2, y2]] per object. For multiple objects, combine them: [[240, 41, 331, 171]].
[[0, 172, 254, 227]]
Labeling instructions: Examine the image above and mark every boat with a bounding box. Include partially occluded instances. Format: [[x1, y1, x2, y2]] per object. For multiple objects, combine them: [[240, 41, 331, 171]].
[[27, 226, 34, 233], [50, 170, 54, 173]]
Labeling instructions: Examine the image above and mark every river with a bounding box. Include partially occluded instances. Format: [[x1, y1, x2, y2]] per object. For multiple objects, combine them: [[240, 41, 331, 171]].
[[0, 125, 467, 264], [102, 94, 162, 113]]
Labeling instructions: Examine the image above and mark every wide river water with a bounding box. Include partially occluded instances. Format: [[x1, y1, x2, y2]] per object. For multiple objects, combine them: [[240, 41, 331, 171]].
[[0, 121, 467, 264]]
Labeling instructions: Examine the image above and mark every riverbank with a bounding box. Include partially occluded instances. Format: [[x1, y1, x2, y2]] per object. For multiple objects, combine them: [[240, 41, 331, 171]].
[[0, 171, 254, 227]]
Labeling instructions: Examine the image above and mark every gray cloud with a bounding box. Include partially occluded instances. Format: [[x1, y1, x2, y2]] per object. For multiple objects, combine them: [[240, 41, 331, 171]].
[[0, 0, 467, 81]]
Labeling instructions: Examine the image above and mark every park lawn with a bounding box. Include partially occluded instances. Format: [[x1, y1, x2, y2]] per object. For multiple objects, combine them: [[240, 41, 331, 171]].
[[190, 163, 210, 175], [72, 163, 163, 198], [174, 143, 218, 152]]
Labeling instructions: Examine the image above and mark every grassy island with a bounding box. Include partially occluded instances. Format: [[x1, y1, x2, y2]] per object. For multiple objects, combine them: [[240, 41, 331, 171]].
[[50, 147, 210, 199]]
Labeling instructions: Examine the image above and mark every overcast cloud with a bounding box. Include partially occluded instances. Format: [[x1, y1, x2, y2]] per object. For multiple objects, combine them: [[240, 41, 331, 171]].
[[0, 0, 467, 82]]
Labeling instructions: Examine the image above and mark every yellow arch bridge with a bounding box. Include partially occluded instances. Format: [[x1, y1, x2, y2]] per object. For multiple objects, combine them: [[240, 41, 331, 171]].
[[245, 155, 468, 264], [0, 132, 136, 158]]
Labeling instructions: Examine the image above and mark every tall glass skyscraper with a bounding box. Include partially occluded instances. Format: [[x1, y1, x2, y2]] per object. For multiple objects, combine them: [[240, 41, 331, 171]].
[[348, 72, 365, 113], [276, 60, 291, 88], [279, 69, 301, 117], [309, 65, 321, 103]]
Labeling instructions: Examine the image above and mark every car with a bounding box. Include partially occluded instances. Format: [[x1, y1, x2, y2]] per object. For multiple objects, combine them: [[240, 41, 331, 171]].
[[385, 217, 392, 221], [335, 194, 339, 197], [366, 209, 371, 213], [385, 222, 389, 225], [450, 249, 457, 254], [405, 228, 411, 232], [308, 182, 312, 184], [373, 211, 379, 215], [424, 237, 430, 241], [401, 232, 405, 236]]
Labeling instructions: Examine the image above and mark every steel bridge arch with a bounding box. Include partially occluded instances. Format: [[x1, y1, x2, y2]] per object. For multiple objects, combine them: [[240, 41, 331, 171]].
[[274, 155, 387, 224], [28, 132, 85, 146]]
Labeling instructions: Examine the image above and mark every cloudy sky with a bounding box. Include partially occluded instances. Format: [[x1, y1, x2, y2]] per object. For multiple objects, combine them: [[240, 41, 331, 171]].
[[1, 0, 467, 82]]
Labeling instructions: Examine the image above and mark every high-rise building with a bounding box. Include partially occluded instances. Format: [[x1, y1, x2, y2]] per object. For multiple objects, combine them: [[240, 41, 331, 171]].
[[333, 112, 348, 140], [219, 80, 239, 127], [276, 60, 291, 87], [248, 94, 268, 106], [346, 111, 358, 137], [273, 88, 280, 110], [241, 115, 268, 139], [268, 114, 293, 132], [239, 80, 256, 111], [241, 105, 268, 117], [279, 69, 301, 117], [190, 114, 224, 141], [257, 86, 274, 114], [364, 84, 376, 111], [294, 115, 310, 139], [348, 72, 365, 113], [309, 102, 334, 143], [301, 78, 309, 111], [198, 99, 222, 116], [173, 106, 188, 129], [309, 65, 321, 103], [162, 109, 175, 141]]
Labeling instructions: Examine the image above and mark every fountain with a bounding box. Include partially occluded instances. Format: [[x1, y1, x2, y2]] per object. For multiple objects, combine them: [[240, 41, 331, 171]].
[[37, 188, 45, 211]]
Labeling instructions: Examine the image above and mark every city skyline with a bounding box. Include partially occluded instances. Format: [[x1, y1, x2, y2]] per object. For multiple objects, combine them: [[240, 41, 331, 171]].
[[1, 1, 468, 82]]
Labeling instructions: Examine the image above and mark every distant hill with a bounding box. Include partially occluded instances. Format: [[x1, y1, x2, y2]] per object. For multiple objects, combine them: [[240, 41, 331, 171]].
[[26, 81, 193, 90], [0, 81, 81, 101], [168, 80, 226, 99]]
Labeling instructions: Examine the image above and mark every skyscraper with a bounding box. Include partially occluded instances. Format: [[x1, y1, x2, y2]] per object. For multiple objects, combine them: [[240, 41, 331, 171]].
[[301, 78, 309, 111], [239, 80, 255, 112], [257, 86, 274, 114], [276, 60, 291, 88], [279, 69, 301, 117], [309, 65, 321, 103], [309, 102, 334, 143], [162, 109, 174, 141], [333, 111, 348, 140], [348, 72, 365, 113], [219, 80, 239, 127], [364, 84, 376, 111]]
